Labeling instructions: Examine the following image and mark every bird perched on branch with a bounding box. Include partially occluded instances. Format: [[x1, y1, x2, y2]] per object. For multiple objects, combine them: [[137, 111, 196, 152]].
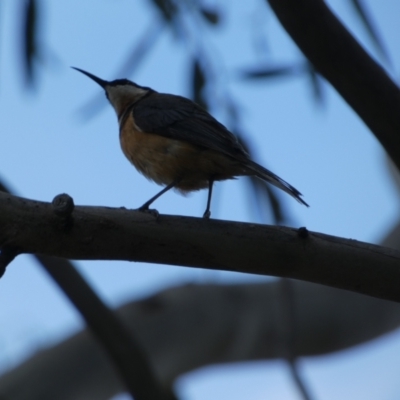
[[73, 67, 308, 218]]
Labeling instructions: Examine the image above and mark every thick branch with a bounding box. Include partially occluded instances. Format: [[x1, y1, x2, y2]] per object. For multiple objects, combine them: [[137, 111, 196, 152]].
[[1, 191, 400, 302], [1, 281, 400, 399], [0, 246, 20, 277], [267, 0, 400, 171]]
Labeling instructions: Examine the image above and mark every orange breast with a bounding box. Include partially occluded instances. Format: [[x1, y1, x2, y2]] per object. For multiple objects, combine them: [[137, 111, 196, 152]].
[[119, 116, 246, 192]]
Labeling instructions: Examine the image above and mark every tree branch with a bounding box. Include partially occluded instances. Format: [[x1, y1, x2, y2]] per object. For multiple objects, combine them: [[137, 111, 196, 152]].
[[0, 184, 174, 399], [1, 191, 400, 302], [0, 246, 20, 277], [287, 360, 313, 400], [279, 279, 314, 400], [37, 256, 175, 400], [267, 0, 400, 171], [1, 281, 400, 399]]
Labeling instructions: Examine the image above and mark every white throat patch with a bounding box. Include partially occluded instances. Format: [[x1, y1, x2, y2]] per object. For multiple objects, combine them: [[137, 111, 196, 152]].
[[106, 84, 148, 114]]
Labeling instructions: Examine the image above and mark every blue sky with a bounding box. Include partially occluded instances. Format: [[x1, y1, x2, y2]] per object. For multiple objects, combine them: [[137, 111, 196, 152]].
[[1, 0, 400, 399]]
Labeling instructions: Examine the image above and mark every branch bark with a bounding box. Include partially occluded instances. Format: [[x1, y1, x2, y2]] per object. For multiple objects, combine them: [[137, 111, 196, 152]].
[[267, 0, 400, 171], [1, 191, 400, 302]]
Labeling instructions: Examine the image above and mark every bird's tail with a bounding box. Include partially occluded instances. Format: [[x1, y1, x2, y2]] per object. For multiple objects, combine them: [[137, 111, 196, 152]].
[[245, 160, 309, 207]]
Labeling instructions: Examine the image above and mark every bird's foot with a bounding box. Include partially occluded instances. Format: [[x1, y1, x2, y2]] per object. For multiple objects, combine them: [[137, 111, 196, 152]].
[[137, 206, 159, 219], [203, 210, 211, 219]]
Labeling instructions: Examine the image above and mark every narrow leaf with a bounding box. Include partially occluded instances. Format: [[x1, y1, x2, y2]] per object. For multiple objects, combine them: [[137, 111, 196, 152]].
[[191, 58, 208, 110], [249, 175, 287, 224], [78, 22, 163, 119], [149, 0, 177, 23], [200, 8, 220, 25], [242, 64, 302, 80], [22, 0, 37, 85], [305, 62, 324, 106], [237, 134, 289, 224]]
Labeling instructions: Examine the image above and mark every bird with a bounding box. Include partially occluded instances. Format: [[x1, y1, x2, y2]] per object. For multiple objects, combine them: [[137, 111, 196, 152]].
[[73, 67, 308, 218]]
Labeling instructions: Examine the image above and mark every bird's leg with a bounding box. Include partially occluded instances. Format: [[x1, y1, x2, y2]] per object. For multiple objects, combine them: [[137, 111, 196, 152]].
[[138, 180, 178, 213], [203, 179, 214, 219]]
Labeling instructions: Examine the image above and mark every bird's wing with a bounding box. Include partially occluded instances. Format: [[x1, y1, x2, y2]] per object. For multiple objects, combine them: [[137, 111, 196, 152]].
[[133, 93, 249, 160], [133, 92, 309, 206]]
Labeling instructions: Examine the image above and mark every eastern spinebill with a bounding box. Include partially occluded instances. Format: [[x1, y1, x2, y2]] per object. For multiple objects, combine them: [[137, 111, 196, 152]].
[[73, 67, 308, 218]]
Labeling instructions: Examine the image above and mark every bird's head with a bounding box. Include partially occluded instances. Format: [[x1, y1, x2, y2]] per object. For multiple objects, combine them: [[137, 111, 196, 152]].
[[72, 67, 152, 117]]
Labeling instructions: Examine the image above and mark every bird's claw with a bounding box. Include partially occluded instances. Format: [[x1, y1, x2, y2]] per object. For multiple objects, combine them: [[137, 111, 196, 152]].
[[203, 210, 211, 219], [137, 207, 159, 219]]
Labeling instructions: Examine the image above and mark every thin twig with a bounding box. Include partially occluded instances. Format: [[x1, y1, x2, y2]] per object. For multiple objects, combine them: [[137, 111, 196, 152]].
[[288, 360, 313, 400], [280, 279, 314, 400]]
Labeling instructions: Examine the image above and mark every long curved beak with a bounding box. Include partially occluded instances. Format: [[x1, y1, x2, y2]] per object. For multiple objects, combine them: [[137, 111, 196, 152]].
[[71, 67, 108, 88]]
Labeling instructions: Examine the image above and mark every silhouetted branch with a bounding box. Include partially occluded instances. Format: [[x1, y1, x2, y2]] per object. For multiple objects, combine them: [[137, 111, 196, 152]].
[[1, 281, 400, 400], [0, 184, 174, 400], [0, 247, 20, 278], [37, 256, 175, 400], [267, 0, 400, 171], [288, 360, 313, 400], [1, 191, 400, 302]]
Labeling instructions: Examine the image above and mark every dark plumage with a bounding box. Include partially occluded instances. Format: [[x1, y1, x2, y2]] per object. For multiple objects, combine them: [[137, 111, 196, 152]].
[[73, 67, 308, 218]]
